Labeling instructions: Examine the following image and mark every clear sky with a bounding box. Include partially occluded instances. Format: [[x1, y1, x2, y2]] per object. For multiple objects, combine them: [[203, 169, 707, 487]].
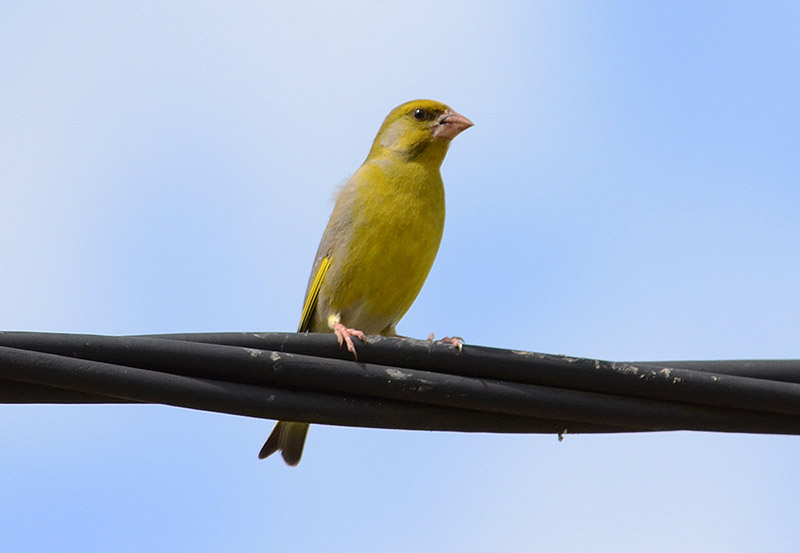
[[2, 2, 799, 552]]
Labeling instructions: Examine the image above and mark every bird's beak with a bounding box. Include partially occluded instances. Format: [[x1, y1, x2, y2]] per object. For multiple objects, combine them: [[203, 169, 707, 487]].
[[433, 109, 474, 140]]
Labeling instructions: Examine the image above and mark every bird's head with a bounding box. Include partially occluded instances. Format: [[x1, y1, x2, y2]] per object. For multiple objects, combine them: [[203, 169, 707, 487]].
[[367, 99, 473, 167]]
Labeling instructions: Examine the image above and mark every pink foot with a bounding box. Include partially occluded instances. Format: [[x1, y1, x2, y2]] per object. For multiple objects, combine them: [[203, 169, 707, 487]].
[[333, 322, 367, 361], [427, 333, 464, 353]]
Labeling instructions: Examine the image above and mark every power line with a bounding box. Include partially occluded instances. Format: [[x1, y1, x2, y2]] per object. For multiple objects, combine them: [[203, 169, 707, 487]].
[[2, 331, 799, 436]]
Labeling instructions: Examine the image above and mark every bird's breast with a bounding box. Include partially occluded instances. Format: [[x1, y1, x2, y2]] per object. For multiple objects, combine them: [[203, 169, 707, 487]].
[[322, 165, 445, 333]]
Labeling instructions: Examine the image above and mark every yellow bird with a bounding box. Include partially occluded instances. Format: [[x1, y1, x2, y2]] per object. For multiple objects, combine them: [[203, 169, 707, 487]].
[[259, 99, 473, 465]]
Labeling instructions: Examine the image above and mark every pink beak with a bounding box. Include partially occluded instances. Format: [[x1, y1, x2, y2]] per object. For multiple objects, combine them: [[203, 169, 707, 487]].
[[433, 109, 474, 140]]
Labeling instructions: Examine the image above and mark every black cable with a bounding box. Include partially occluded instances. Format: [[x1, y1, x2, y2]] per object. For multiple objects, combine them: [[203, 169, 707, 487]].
[[1, 331, 799, 436]]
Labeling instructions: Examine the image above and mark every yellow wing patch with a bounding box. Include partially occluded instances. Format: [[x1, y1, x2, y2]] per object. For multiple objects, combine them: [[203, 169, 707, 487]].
[[297, 256, 331, 332]]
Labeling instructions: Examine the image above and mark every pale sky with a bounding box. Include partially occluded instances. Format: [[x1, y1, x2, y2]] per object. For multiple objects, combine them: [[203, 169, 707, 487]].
[[2, 2, 799, 552]]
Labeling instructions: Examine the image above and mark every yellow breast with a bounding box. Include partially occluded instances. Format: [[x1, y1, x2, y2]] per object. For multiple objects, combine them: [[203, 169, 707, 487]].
[[316, 159, 445, 335]]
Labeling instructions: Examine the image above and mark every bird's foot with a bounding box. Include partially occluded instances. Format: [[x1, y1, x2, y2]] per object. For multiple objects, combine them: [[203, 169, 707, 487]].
[[333, 322, 367, 361], [427, 333, 464, 353]]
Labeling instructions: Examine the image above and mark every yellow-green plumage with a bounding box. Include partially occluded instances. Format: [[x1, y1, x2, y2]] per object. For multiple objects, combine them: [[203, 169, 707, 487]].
[[260, 99, 472, 465]]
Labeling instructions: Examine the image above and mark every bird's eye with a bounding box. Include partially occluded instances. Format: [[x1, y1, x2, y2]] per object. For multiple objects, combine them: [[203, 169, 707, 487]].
[[413, 108, 428, 121]]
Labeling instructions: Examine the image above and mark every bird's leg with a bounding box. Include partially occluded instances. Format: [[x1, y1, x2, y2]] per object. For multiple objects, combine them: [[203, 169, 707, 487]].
[[427, 333, 464, 353], [333, 322, 367, 361]]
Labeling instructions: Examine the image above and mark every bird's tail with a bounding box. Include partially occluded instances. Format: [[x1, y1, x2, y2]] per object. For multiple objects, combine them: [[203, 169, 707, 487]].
[[259, 421, 310, 466]]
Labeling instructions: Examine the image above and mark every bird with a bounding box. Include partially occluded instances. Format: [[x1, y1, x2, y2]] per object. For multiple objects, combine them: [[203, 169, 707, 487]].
[[259, 99, 473, 465]]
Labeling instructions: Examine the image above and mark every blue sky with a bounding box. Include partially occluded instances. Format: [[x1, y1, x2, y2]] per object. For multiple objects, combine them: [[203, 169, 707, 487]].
[[2, 2, 799, 551]]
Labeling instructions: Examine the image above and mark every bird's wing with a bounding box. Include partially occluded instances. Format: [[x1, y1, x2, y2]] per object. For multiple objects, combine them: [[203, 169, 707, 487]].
[[297, 255, 331, 332], [296, 172, 362, 333]]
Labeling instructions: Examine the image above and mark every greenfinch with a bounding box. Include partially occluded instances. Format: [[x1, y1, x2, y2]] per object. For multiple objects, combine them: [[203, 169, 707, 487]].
[[259, 99, 473, 465]]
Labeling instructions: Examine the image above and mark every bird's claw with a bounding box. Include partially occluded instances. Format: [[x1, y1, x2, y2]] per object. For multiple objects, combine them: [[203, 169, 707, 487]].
[[427, 333, 464, 353], [333, 322, 367, 361]]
